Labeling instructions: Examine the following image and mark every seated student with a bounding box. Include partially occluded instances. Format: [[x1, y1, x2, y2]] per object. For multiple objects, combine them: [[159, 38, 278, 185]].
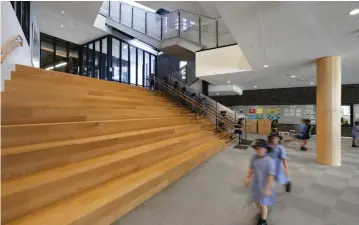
[[352, 121, 359, 147], [245, 139, 276, 225]]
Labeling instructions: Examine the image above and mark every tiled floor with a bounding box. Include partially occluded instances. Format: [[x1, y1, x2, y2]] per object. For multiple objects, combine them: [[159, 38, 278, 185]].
[[114, 135, 359, 225]]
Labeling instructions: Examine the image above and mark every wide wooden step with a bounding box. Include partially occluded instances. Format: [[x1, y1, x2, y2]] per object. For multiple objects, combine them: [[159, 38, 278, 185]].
[[2, 106, 192, 125], [4, 139, 225, 225], [14, 65, 150, 94], [2, 87, 172, 109], [1, 131, 215, 223], [1, 117, 192, 148], [6, 74, 165, 101], [1, 124, 203, 179]]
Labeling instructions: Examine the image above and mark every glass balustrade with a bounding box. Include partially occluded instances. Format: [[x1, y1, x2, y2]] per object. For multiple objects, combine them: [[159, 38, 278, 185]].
[[103, 1, 236, 48]]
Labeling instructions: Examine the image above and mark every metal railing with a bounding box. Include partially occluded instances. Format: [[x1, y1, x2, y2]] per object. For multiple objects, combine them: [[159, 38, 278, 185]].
[[1, 35, 23, 64], [150, 75, 237, 142], [99, 1, 236, 49]]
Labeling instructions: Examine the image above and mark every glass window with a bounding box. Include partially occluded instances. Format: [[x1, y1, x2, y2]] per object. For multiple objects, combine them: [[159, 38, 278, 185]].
[[130, 46, 136, 85], [81, 45, 87, 75], [112, 38, 120, 81], [101, 38, 108, 80], [87, 43, 94, 77], [40, 35, 54, 70], [94, 41, 100, 79], [341, 105, 351, 125], [69, 44, 79, 74], [55, 40, 67, 72], [109, 1, 120, 22], [121, 42, 129, 83], [151, 55, 156, 75], [144, 52, 150, 87], [137, 49, 143, 86]]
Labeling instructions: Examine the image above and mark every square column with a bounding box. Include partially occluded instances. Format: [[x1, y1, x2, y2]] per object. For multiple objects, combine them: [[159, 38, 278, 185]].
[[316, 56, 341, 166]]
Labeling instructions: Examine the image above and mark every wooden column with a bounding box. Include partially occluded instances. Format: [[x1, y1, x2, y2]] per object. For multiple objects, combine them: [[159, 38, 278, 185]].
[[316, 56, 341, 166]]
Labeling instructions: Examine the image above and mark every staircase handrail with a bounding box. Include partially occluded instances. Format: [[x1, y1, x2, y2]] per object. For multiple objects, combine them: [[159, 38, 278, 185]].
[[166, 72, 239, 123], [151, 76, 236, 133], [1, 35, 23, 64]]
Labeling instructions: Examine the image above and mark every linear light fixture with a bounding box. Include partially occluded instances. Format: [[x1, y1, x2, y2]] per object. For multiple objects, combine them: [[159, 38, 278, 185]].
[[349, 9, 359, 15], [45, 62, 67, 70]]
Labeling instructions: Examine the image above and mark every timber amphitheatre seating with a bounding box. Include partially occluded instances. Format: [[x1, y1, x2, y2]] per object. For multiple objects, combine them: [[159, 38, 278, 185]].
[[1, 64, 227, 225]]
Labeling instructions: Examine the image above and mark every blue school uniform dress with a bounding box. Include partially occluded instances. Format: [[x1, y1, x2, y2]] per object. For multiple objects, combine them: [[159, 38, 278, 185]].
[[352, 125, 359, 138], [250, 155, 276, 206], [267, 144, 288, 184]]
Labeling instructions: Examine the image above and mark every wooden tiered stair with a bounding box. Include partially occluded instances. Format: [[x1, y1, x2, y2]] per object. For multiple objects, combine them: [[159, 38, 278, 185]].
[[1, 65, 227, 225]]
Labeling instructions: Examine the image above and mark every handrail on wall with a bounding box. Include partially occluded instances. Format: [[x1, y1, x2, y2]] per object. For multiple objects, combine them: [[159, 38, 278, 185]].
[[1, 35, 23, 64]]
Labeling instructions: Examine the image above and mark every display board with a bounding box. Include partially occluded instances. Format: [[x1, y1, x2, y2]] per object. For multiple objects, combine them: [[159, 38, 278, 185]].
[[236, 105, 317, 125]]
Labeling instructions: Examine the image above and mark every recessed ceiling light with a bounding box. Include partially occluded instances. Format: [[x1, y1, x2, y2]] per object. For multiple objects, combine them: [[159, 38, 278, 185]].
[[253, 85, 258, 88], [216, 93, 219, 95], [349, 9, 359, 15], [264, 65, 268, 68], [60, 25, 64, 28], [61, 10, 65, 14], [291, 75, 296, 78], [227, 80, 231, 84], [310, 82, 314, 85], [123, 45, 127, 49]]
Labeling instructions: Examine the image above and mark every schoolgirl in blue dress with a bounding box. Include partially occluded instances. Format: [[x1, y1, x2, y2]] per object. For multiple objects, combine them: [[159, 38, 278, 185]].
[[245, 139, 276, 225], [267, 132, 291, 192]]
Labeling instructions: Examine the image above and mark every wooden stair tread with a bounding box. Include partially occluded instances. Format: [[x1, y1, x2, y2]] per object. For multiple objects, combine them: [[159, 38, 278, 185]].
[[2, 131, 213, 196], [1, 124, 197, 156], [5, 139, 225, 225]]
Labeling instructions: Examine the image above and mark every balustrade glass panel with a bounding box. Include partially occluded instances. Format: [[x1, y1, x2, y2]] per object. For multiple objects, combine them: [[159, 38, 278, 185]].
[[179, 10, 199, 44], [69, 44, 79, 74], [100, 1, 109, 17], [133, 7, 146, 33], [218, 18, 236, 47], [162, 11, 179, 40], [200, 16, 217, 49], [121, 3, 132, 27], [109, 1, 120, 22], [146, 13, 161, 39]]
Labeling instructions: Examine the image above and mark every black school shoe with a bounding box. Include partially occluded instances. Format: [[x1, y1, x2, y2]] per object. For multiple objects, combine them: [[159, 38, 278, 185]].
[[352, 143, 358, 147], [257, 218, 268, 225], [285, 181, 292, 192], [300, 146, 308, 151]]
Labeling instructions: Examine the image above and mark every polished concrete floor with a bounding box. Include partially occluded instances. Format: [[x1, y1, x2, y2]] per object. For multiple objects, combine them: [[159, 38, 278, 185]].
[[114, 135, 359, 225]]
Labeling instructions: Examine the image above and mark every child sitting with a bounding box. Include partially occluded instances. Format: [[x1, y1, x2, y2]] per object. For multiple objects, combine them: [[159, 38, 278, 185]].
[[245, 139, 275, 225]]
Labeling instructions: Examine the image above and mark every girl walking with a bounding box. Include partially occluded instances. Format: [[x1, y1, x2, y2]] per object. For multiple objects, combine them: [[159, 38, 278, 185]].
[[245, 139, 276, 225], [267, 132, 291, 192]]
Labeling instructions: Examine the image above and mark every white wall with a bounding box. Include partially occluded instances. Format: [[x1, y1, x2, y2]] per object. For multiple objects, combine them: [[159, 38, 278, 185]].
[[1, 1, 32, 91], [195, 45, 252, 77]]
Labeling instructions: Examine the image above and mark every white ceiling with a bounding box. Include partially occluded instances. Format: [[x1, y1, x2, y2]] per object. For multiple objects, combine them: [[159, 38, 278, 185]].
[[209, 1, 359, 90], [32, 1, 106, 44]]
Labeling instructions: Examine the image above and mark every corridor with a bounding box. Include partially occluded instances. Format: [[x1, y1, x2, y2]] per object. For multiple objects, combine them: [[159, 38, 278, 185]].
[[114, 136, 359, 225]]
